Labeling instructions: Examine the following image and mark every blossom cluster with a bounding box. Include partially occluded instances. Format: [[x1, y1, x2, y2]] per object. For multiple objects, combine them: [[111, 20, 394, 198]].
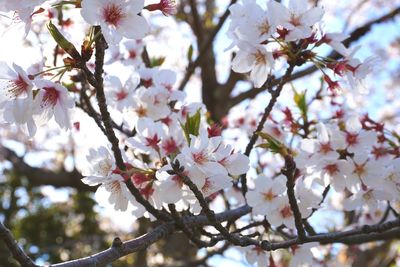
[[0, 1, 398, 267], [228, 0, 375, 92], [81, 66, 250, 217]]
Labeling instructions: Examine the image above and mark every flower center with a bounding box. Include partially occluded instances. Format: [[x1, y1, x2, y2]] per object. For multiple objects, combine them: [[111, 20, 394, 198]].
[[135, 105, 147, 117], [145, 134, 160, 149], [115, 89, 128, 101], [280, 205, 293, 218], [263, 189, 276, 201], [258, 21, 271, 36], [7, 75, 29, 98], [193, 152, 207, 164], [319, 143, 333, 154], [162, 138, 178, 154], [253, 50, 267, 65], [289, 14, 301, 27], [102, 3, 125, 27], [346, 133, 359, 146], [41, 87, 59, 108], [324, 163, 339, 175]]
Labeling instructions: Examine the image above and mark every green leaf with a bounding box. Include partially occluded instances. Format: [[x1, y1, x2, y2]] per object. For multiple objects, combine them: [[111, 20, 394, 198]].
[[47, 21, 81, 60], [187, 45, 193, 63], [256, 132, 287, 155], [293, 90, 307, 117], [150, 57, 165, 67], [181, 109, 202, 145]]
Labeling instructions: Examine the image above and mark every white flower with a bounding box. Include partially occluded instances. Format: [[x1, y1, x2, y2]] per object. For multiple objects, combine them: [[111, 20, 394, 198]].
[[0, 62, 36, 136], [81, 147, 136, 212], [234, 2, 275, 44], [243, 245, 270, 267], [0, 0, 44, 37], [127, 117, 165, 157], [105, 74, 139, 111], [177, 132, 227, 176], [266, 196, 295, 229], [214, 143, 250, 176], [131, 86, 171, 120], [33, 79, 74, 130], [295, 178, 322, 218], [200, 174, 232, 197], [232, 43, 274, 88], [346, 157, 387, 192], [290, 243, 317, 267], [268, 0, 324, 41], [318, 159, 351, 192], [81, 0, 149, 45], [246, 174, 286, 216], [344, 116, 377, 154], [298, 123, 345, 167], [322, 33, 349, 56], [343, 186, 388, 213]]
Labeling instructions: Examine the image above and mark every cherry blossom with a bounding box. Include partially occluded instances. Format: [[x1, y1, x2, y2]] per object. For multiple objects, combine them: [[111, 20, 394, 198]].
[[105, 74, 139, 111], [231, 42, 274, 88], [33, 79, 75, 130], [243, 245, 270, 267], [246, 174, 286, 216], [81, 147, 136, 211], [267, 196, 295, 228], [0, 62, 36, 136], [81, 0, 149, 44], [268, 0, 324, 41]]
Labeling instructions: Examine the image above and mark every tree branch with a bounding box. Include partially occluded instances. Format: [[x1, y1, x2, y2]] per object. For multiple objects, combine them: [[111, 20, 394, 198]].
[[0, 144, 92, 192], [283, 155, 306, 240], [0, 221, 38, 267], [240, 64, 295, 195]]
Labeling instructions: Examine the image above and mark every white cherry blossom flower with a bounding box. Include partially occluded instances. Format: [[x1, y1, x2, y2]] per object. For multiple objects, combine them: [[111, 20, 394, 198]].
[[131, 86, 171, 120], [290, 243, 317, 267], [344, 116, 377, 154], [127, 117, 165, 157], [343, 186, 388, 213], [214, 143, 250, 176], [0, 62, 36, 136], [177, 132, 227, 176], [33, 79, 75, 130], [243, 245, 270, 267], [246, 174, 286, 216], [105, 74, 139, 111], [81, 147, 135, 211], [81, 0, 149, 45], [266, 196, 295, 228], [232, 42, 274, 88], [317, 159, 351, 192], [322, 33, 349, 56], [269, 0, 324, 41]]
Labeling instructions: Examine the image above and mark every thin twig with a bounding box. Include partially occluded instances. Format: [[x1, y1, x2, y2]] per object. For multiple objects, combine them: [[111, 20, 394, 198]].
[[240, 64, 295, 195], [283, 155, 306, 240]]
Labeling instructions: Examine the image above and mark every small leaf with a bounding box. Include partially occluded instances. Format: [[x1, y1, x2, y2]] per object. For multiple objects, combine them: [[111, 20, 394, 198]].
[[187, 45, 193, 63], [180, 109, 202, 145], [293, 90, 307, 117], [150, 57, 165, 67], [47, 21, 81, 60]]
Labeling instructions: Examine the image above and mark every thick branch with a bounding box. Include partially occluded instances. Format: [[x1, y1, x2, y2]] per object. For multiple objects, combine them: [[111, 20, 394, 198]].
[[0, 144, 92, 192], [0, 221, 37, 267]]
